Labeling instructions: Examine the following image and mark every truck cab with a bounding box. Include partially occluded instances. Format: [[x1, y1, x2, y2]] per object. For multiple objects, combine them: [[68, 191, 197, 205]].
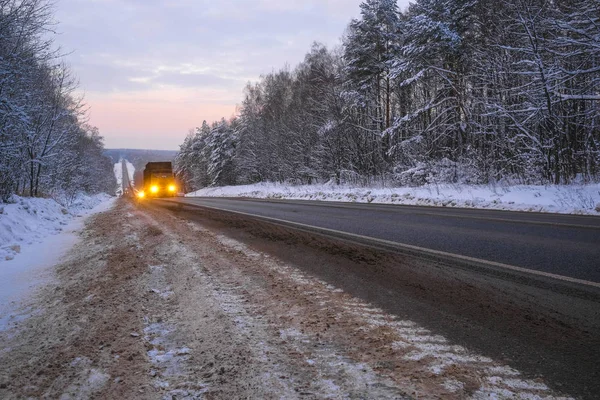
[[139, 162, 177, 198]]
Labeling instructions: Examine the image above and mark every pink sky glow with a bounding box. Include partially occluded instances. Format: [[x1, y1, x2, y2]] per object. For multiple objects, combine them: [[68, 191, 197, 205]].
[[86, 90, 239, 150], [54, 0, 412, 150]]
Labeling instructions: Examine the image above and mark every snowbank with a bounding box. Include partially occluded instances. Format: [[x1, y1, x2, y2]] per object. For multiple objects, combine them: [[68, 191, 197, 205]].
[[0, 193, 113, 262], [187, 182, 600, 215]]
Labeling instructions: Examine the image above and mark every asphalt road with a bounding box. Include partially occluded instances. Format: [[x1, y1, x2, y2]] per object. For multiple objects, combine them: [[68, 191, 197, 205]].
[[161, 197, 600, 284]]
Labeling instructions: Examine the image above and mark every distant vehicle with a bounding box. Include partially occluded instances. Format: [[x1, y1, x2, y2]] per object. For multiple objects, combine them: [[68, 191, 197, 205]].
[[138, 162, 178, 198]]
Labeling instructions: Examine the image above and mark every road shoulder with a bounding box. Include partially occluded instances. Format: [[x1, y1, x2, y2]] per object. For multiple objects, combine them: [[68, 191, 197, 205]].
[[0, 198, 584, 399]]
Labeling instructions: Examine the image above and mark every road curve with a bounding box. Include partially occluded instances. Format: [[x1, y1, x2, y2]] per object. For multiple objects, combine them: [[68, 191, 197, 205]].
[[159, 197, 600, 284]]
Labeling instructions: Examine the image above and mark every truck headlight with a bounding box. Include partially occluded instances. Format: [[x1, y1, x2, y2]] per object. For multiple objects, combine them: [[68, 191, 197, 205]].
[[150, 185, 159, 193], [168, 185, 176, 192], [138, 191, 145, 198]]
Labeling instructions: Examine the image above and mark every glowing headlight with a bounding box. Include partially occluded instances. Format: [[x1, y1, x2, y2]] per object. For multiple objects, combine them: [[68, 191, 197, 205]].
[[150, 185, 159, 193], [137, 191, 145, 198], [168, 185, 176, 192]]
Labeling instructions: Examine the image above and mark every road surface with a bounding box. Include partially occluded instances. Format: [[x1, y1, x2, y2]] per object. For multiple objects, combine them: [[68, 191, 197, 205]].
[[9, 199, 596, 399], [158, 197, 600, 284], [148, 196, 600, 399]]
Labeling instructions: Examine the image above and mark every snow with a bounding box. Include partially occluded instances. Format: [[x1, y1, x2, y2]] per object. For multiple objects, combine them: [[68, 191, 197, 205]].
[[143, 255, 209, 398], [114, 163, 123, 195], [0, 193, 115, 330], [187, 182, 600, 215], [0, 193, 113, 262], [125, 160, 135, 186], [61, 357, 111, 399], [113, 159, 135, 195]]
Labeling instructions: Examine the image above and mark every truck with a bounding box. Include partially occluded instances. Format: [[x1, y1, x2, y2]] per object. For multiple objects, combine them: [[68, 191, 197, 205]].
[[138, 162, 178, 198]]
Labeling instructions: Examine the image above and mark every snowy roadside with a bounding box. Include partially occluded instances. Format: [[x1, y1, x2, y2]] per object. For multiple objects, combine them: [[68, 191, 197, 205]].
[[139, 203, 578, 399], [188, 182, 600, 215], [0, 198, 587, 398], [0, 194, 115, 331], [0, 193, 114, 262]]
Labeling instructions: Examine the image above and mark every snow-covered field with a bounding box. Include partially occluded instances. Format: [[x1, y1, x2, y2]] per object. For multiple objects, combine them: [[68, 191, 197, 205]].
[[188, 182, 600, 215]]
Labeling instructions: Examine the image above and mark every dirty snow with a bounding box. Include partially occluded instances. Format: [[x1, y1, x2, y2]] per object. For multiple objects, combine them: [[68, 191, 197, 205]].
[[60, 357, 111, 399], [0, 193, 114, 330], [188, 182, 600, 214], [208, 230, 575, 399], [143, 252, 209, 398]]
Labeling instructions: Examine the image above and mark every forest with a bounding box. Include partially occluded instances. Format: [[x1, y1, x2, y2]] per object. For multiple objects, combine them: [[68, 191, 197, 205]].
[[0, 0, 115, 202], [175, 0, 600, 192]]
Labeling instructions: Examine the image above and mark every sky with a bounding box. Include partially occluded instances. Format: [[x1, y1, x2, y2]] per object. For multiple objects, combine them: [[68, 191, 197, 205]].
[[53, 0, 411, 150]]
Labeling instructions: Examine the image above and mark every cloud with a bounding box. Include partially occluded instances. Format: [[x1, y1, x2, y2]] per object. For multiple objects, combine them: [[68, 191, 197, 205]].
[[153, 72, 242, 89], [51, 0, 411, 149]]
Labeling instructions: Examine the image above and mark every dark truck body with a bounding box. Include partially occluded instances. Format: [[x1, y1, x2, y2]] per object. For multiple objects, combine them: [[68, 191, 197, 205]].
[[142, 162, 177, 198]]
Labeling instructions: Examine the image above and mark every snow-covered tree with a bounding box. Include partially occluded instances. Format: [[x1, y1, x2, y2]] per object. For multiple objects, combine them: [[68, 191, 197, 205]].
[[205, 119, 237, 186], [344, 0, 401, 131], [175, 0, 599, 188], [0, 0, 115, 201]]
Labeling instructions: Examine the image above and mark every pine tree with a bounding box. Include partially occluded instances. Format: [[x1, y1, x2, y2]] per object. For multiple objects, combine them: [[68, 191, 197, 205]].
[[344, 0, 401, 131]]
